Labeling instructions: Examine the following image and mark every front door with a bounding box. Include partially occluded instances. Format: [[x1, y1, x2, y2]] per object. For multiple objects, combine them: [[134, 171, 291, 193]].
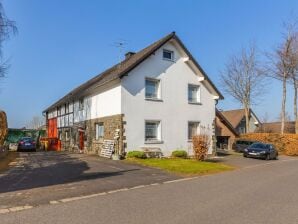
[[79, 131, 84, 150]]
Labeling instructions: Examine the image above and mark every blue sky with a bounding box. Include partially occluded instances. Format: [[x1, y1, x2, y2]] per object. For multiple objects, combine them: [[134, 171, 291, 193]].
[[1, 0, 298, 128]]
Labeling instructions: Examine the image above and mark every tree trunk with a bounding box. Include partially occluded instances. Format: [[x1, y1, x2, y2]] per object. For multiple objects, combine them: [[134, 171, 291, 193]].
[[295, 84, 298, 134], [244, 104, 250, 133], [281, 75, 287, 134]]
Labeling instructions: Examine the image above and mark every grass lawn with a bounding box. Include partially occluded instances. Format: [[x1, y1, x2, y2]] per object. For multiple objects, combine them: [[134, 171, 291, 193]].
[[126, 158, 234, 176]]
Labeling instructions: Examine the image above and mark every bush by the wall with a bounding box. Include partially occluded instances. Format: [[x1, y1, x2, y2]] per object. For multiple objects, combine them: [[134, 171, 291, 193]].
[[0, 111, 8, 146], [171, 150, 188, 158], [126, 150, 147, 159], [239, 133, 298, 156], [193, 135, 210, 161]]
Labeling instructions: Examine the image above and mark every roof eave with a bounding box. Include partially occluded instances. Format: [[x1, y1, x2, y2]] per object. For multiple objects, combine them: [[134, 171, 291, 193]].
[[172, 35, 224, 100]]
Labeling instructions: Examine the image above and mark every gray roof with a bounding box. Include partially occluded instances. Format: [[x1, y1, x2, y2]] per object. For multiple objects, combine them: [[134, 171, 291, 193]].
[[44, 32, 223, 113]]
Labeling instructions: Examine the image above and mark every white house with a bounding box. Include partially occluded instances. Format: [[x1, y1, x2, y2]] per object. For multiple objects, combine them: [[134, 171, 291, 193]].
[[43, 32, 223, 156]]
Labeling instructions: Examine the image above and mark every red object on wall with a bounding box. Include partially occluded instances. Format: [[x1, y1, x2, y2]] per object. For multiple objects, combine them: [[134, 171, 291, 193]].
[[48, 118, 58, 138], [79, 131, 84, 150], [47, 118, 60, 151], [47, 138, 60, 151]]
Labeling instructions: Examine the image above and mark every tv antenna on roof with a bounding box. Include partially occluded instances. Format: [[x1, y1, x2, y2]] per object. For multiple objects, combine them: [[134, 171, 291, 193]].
[[110, 38, 129, 65]]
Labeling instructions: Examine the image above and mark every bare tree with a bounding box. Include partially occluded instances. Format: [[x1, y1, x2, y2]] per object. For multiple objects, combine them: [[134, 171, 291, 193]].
[[221, 43, 266, 133], [27, 116, 45, 130], [287, 23, 298, 133], [266, 22, 298, 134], [0, 2, 17, 79]]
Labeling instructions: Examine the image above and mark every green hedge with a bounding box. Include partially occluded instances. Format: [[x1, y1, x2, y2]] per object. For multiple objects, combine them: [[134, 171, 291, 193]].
[[171, 150, 188, 158], [126, 151, 147, 159]]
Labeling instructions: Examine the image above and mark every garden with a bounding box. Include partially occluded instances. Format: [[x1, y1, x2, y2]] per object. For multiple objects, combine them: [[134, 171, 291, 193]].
[[125, 135, 234, 176]]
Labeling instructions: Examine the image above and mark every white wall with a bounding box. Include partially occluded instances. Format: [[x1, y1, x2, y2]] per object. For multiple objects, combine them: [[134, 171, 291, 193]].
[[73, 81, 122, 123], [121, 41, 217, 156]]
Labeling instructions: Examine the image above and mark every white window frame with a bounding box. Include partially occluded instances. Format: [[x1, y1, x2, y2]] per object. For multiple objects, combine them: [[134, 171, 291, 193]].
[[145, 120, 162, 142], [145, 78, 161, 100], [163, 49, 174, 61], [188, 121, 200, 141], [95, 122, 104, 140], [188, 84, 201, 104]]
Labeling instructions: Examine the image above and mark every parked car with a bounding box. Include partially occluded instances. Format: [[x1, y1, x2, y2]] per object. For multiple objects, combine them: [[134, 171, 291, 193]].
[[17, 137, 36, 152], [243, 142, 278, 160], [233, 140, 256, 152]]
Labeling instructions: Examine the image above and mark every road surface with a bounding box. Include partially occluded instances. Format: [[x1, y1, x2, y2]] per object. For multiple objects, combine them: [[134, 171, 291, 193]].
[[1, 154, 297, 224]]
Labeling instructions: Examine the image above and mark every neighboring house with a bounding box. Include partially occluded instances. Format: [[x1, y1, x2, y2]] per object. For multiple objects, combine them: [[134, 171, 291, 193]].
[[215, 109, 239, 151], [257, 121, 295, 133], [220, 109, 261, 134], [43, 32, 223, 156]]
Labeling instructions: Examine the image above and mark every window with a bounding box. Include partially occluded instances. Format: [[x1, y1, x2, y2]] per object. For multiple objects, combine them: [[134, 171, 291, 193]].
[[79, 99, 84, 111], [145, 78, 160, 99], [188, 122, 200, 140], [188, 84, 200, 103], [145, 121, 161, 141], [95, 123, 104, 140], [163, 49, 174, 61]]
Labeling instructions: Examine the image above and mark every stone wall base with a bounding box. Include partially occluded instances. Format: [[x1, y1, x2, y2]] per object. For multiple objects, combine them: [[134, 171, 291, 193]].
[[58, 114, 125, 156]]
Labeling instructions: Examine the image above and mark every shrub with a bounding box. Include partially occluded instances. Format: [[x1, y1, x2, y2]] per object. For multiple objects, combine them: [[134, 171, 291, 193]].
[[126, 150, 147, 159], [193, 134, 210, 161], [171, 150, 188, 158]]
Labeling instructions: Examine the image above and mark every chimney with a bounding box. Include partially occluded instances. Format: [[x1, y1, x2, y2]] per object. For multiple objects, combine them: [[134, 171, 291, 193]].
[[125, 51, 135, 59]]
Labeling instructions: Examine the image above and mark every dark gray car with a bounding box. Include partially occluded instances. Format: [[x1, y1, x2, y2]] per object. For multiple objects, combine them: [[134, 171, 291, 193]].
[[243, 142, 278, 160], [17, 137, 36, 152]]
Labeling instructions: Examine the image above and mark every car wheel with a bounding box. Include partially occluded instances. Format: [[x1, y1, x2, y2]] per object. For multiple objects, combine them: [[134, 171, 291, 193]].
[[274, 155, 278, 160], [266, 154, 270, 160], [243, 154, 247, 158]]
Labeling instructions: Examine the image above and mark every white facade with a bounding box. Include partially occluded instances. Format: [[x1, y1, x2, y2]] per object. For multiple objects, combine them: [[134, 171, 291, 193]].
[[49, 81, 122, 127], [47, 38, 219, 156], [121, 42, 217, 155]]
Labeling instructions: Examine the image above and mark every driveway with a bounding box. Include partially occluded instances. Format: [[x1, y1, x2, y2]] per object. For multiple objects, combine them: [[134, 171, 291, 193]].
[[1, 153, 298, 223], [215, 152, 290, 168], [0, 151, 178, 209]]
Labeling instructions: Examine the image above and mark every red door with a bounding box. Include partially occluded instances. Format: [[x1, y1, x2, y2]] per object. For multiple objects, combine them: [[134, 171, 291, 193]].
[[79, 131, 84, 150]]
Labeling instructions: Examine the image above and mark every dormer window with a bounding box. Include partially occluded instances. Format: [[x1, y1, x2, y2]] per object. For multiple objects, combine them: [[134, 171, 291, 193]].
[[163, 49, 174, 61]]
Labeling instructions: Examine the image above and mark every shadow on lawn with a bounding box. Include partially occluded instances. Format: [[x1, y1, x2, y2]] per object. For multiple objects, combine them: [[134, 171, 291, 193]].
[[0, 152, 139, 193]]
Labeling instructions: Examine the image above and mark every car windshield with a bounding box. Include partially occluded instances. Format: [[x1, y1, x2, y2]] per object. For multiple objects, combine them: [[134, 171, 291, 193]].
[[249, 143, 266, 149], [20, 137, 33, 142], [237, 141, 251, 145]]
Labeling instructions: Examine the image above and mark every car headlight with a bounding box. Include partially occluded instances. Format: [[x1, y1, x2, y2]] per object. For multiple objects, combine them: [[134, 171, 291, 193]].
[[244, 148, 248, 152], [260, 151, 266, 154]]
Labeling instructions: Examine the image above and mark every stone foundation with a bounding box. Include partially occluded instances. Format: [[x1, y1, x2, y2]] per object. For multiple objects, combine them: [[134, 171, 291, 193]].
[[59, 114, 125, 155]]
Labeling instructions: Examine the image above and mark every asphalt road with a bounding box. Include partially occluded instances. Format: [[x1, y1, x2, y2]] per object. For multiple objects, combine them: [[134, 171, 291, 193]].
[[0, 151, 177, 209], [1, 154, 298, 224]]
